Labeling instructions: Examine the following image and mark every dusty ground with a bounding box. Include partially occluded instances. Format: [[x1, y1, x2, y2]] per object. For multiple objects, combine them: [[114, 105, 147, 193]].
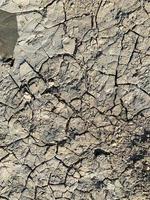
[[0, 0, 150, 200]]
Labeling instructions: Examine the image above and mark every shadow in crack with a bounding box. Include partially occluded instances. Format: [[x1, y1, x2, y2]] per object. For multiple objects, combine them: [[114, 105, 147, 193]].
[[0, 9, 19, 61]]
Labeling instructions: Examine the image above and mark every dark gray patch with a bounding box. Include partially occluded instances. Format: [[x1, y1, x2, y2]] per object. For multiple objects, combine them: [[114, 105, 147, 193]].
[[0, 9, 19, 60]]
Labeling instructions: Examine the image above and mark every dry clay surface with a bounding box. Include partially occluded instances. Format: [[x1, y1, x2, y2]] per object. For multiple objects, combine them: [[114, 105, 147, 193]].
[[0, 0, 150, 200]]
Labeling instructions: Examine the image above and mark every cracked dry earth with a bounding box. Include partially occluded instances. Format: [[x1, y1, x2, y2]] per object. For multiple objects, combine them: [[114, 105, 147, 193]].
[[0, 0, 150, 200]]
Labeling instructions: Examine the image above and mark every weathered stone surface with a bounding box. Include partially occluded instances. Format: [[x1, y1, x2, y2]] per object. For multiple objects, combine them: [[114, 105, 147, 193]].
[[0, 0, 150, 200]]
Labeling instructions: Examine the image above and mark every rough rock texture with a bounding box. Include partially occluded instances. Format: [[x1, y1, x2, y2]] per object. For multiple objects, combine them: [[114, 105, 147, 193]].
[[0, 0, 150, 200]]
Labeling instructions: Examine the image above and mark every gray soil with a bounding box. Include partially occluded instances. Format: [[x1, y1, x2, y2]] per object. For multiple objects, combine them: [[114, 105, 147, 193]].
[[0, 1, 150, 200]]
